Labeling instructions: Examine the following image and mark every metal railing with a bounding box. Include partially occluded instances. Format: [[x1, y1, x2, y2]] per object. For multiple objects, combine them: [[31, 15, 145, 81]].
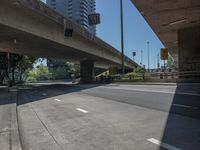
[[96, 71, 200, 83]]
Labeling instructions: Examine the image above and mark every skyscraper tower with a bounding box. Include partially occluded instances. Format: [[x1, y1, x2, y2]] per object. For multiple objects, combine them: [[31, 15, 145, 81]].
[[47, 0, 96, 35]]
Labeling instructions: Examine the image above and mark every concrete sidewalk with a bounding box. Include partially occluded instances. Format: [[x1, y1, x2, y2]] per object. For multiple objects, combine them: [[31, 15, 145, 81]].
[[0, 89, 22, 150]]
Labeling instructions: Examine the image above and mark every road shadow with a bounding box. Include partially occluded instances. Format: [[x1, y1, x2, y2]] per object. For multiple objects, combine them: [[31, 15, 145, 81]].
[[16, 83, 103, 106], [159, 83, 200, 150], [0, 87, 17, 105]]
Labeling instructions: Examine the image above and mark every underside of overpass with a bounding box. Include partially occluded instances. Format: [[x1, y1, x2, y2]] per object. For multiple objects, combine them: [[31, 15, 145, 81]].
[[0, 0, 139, 82], [131, 0, 200, 74], [0, 24, 118, 69]]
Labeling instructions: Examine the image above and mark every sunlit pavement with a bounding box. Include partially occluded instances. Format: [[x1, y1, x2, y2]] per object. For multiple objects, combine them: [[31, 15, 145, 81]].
[[3, 83, 200, 150], [0, 89, 21, 150]]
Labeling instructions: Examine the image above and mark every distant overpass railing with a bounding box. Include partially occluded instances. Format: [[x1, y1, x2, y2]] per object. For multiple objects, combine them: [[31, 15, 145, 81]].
[[96, 71, 200, 83]]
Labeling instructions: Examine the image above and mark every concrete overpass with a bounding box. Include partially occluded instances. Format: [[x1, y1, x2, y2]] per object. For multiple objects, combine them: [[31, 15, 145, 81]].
[[0, 0, 138, 82], [131, 0, 200, 73]]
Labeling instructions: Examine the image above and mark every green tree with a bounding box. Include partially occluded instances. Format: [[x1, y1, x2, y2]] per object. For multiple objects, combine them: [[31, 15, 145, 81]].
[[167, 57, 176, 71], [135, 67, 146, 74], [17, 56, 37, 80], [48, 61, 80, 80], [0, 52, 37, 84], [27, 64, 50, 82], [0, 53, 8, 84]]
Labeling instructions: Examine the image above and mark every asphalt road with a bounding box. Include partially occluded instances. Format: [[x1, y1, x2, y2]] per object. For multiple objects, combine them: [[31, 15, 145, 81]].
[[16, 84, 200, 150], [80, 84, 200, 119]]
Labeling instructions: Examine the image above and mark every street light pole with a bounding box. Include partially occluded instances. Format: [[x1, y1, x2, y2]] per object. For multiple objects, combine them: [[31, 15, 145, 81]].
[[157, 53, 160, 70], [147, 41, 150, 72], [140, 50, 143, 66], [120, 0, 125, 74]]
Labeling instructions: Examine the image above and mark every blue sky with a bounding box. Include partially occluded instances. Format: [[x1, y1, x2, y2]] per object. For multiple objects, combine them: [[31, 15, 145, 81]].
[[41, 0, 164, 68]]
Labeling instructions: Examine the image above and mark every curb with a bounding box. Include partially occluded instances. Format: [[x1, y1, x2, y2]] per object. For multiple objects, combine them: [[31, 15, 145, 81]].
[[10, 90, 22, 150]]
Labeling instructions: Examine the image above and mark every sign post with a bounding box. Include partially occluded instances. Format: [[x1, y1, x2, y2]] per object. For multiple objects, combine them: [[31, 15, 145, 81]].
[[160, 48, 169, 74]]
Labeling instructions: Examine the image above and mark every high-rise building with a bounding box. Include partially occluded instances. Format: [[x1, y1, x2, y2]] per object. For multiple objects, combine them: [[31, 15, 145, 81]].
[[47, 0, 96, 35]]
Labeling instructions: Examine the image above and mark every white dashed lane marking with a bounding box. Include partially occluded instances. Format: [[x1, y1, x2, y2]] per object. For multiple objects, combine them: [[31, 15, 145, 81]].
[[172, 104, 192, 108], [147, 138, 181, 150], [173, 104, 199, 110], [54, 99, 61, 102], [76, 108, 88, 113]]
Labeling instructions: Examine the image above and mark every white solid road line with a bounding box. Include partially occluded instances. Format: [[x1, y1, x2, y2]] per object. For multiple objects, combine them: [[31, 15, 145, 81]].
[[147, 138, 181, 150], [54, 99, 61, 102], [173, 104, 192, 108], [76, 108, 88, 113]]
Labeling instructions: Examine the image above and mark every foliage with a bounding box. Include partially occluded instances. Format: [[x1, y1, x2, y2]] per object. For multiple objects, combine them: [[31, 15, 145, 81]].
[[26, 76, 37, 82], [49, 61, 80, 80], [119, 72, 143, 81], [134, 67, 146, 74], [166, 57, 176, 70], [0, 53, 8, 84], [26, 60, 80, 82], [27, 64, 50, 82], [18, 56, 37, 74], [49, 66, 66, 79], [0, 52, 37, 84]]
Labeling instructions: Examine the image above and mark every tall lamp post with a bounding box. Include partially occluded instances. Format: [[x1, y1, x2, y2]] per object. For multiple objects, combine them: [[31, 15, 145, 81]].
[[120, 0, 125, 74], [147, 41, 150, 72], [157, 53, 160, 70], [132, 52, 136, 61], [140, 50, 143, 66]]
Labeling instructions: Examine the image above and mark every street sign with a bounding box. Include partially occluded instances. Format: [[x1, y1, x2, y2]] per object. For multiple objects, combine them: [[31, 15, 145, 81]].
[[88, 13, 100, 25], [132, 52, 136, 56], [160, 48, 168, 60]]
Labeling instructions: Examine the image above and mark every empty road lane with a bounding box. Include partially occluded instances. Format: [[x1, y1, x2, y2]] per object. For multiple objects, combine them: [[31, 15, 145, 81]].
[[16, 84, 200, 150]]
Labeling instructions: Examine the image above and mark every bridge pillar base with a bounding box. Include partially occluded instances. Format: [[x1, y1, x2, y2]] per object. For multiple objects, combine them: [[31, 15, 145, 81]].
[[178, 26, 200, 73], [109, 67, 118, 75], [80, 60, 94, 83]]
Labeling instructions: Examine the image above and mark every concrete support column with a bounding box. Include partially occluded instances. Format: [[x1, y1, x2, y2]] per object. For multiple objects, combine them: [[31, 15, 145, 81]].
[[80, 60, 94, 83], [109, 67, 118, 75], [178, 26, 200, 72]]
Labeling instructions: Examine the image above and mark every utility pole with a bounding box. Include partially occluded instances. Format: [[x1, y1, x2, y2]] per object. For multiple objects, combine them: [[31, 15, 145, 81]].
[[164, 59, 166, 72], [147, 41, 150, 72], [132, 52, 136, 61], [120, 0, 125, 74], [140, 50, 143, 66], [157, 53, 160, 70]]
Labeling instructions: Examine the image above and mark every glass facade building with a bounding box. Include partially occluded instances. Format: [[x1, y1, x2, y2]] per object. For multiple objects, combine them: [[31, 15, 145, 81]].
[[47, 0, 96, 35]]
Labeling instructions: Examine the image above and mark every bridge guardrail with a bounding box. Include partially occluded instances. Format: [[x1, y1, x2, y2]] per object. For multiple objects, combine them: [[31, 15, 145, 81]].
[[96, 71, 200, 83]]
